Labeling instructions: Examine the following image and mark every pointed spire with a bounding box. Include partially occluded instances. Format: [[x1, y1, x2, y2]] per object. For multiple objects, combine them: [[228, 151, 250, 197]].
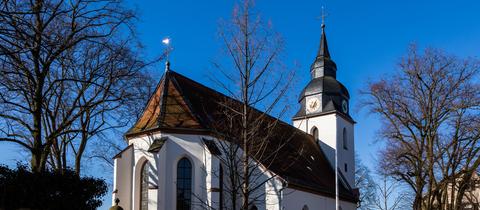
[[317, 24, 331, 59], [310, 14, 337, 79]]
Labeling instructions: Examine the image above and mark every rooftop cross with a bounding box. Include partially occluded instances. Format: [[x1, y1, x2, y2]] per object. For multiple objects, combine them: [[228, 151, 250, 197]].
[[319, 6, 328, 29]]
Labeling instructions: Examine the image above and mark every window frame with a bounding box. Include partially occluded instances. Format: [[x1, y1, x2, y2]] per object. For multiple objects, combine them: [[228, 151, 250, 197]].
[[176, 157, 193, 210], [140, 161, 149, 210]]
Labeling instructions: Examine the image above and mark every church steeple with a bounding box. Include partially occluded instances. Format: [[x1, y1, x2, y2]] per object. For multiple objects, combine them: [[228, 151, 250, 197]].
[[293, 14, 355, 189], [293, 20, 351, 119], [292, 18, 356, 188], [310, 24, 337, 79], [317, 24, 330, 58]]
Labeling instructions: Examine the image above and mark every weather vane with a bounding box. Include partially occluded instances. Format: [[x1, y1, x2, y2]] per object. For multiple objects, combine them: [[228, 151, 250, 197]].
[[162, 37, 172, 71]]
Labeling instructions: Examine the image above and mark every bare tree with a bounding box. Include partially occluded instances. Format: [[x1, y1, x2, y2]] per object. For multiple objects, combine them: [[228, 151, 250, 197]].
[[355, 154, 377, 210], [372, 173, 410, 210], [206, 1, 296, 209], [47, 40, 157, 175], [362, 45, 480, 210], [0, 0, 159, 173]]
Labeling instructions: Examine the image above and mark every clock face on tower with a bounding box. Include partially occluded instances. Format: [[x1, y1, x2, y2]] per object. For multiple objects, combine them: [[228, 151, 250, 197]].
[[307, 97, 320, 113], [342, 99, 348, 113]]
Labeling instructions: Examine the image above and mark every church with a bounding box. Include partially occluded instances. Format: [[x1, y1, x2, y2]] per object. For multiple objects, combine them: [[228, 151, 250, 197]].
[[111, 23, 359, 210]]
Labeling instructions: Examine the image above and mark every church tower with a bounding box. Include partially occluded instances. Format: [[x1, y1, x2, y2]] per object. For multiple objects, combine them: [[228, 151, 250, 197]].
[[292, 23, 355, 187]]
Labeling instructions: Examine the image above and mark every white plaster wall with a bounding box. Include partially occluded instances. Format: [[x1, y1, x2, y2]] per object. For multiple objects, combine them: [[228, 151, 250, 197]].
[[155, 136, 167, 210], [210, 140, 283, 210], [204, 148, 214, 208], [206, 153, 221, 209], [337, 116, 355, 187], [130, 135, 159, 210], [293, 113, 355, 187], [245, 165, 280, 210], [129, 132, 215, 210], [121, 130, 353, 210], [265, 177, 283, 210], [282, 188, 356, 210], [163, 133, 209, 210], [112, 146, 133, 209]]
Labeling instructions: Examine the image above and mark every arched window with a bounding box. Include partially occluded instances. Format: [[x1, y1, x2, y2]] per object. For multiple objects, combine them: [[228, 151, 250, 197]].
[[177, 158, 192, 210], [311, 126, 319, 140], [302, 205, 309, 210], [343, 128, 348, 150], [250, 205, 258, 210], [140, 161, 149, 210]]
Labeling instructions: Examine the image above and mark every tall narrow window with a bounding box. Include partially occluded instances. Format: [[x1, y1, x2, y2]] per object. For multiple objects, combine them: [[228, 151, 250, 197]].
[[140, 161, 149, 210], [177, 158, 192, 210], [343, 128, 348, 150], [219, 164, 224, 210], [311, 126, 319, 140]]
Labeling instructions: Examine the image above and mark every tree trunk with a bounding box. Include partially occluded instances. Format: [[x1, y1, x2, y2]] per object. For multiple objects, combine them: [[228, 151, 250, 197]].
[[75, 132, 88, 175], [241, 6, 251, 210], [31, 81, 44, 173]]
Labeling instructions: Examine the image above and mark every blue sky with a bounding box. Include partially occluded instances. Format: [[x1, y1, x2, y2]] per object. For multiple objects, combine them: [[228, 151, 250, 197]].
[[1, 0, 480, 209], [130, 0, 480, 167]]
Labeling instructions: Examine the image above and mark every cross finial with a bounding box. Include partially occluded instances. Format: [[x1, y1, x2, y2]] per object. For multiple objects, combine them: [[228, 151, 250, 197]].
[[320, 6, 327, 29]]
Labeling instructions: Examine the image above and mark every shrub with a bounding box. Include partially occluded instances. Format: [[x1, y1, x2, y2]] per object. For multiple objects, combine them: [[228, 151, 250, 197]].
[[0, 164, 107, 210]]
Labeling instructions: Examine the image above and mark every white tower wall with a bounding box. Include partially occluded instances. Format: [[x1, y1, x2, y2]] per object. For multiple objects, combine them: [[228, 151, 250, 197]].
[[293, 113, 355, 187]]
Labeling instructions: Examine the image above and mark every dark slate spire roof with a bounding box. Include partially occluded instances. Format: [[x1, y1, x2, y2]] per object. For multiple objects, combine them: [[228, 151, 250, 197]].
[[310, 24, 337, 79], [317, 24, 330, 58]]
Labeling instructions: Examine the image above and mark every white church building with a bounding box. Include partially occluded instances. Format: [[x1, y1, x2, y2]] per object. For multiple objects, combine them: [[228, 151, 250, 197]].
[[111, 23, 359, 210]]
